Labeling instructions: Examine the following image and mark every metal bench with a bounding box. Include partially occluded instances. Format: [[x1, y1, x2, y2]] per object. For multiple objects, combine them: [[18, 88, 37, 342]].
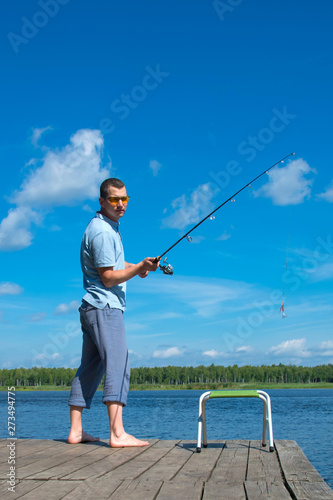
[[196, 390, 274, 453]]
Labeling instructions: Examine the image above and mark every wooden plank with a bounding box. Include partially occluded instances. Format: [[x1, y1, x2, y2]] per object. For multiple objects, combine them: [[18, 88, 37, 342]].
[[100, 440, 177, 482], [287, 480, 333, 500], [1, 439, 331, 500], [16, 480, 80, 500], [0, 442, 75, 476], [246, 440, 283, 481], [171, 440, 224, 482], [207, 440, 248, 483], [62, 476, 122, 500], [201, 440, 248, 499], [0, 479, 52, 500], [62, 439, 159, 480], [108, 479, 163, 500], [275, 440, 326, 482], [158, 441, 225, 499], [0, 440, 25, 461], [15, 440, 64, 458], [0, 439, 56, 473], [137, 440, 192, 481], [203, 480, 246, 500], [244, 440, 292, 499], [16, 442, 107, 479], [244, 479, 292, 500], [5, 439, 64, 459], [26, 443, 115, 479], [158, 479, 205, 500]]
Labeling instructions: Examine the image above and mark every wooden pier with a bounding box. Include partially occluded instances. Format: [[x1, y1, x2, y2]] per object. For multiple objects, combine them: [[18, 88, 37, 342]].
[[1, 438, 332, 499]]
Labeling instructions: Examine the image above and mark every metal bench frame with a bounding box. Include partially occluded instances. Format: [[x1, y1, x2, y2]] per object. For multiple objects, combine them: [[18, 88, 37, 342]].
[[196, 390, 274, 453]]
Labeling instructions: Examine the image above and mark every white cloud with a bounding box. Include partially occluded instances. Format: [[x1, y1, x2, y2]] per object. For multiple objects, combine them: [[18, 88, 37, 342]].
[[317, 181, 333, 202], [34, 352, 61, 362], [128, 349, 143, 358], [0, 207, 42, 251], [0, 129, 110, 251], [217, 231, 231, 241], [68, 357, 81, 367], [268, 338, 311, 357], [0, 282, 24, 296], [161, 183, 217, 230], [253, 159, 316, 206], [13, 129, 107, 207], [31, 126, 52, 147], [189, 235, 206, 244], [310, 262, 333, 282], [156, 312, 183, 320], [49, 224, 61, 232], [317, 340, 333, 356], [203, 349, 225, 358], [54, 300, 80, 315], [153, 347, 182, 358], [236, 345, 253, 353], [319, 340, 333, 349], [130, 332, 173, 339], [149, 160, 162, 176], [125, 322, 147, 332], [28, 312, 47, 322], [138, 275, 254, 318], [82, 204, 94, 213], [2, 360, 12, 368]]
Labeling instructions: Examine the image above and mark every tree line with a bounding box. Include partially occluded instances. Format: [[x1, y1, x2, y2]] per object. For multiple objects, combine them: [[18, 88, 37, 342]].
[[1, 364, 332, 387]]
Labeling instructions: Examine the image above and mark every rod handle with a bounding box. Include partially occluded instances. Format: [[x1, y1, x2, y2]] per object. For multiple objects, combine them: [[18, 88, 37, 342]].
[[154, 256, 161, 263]]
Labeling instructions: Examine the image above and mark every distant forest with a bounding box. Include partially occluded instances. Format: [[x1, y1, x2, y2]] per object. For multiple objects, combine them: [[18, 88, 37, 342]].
[[1, 364, 332, 387]]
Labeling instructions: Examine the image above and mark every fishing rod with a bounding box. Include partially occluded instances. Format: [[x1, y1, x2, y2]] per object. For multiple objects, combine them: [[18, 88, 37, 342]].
[[155, 152, 295, 275]]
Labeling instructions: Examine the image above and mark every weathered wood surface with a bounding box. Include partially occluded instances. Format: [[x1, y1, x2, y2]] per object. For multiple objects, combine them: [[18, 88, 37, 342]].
[[275, 440, 333, 500], [0, 439, 332, 499]]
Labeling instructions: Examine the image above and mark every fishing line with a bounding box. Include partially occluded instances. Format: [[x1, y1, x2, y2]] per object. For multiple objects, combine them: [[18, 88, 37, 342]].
[[156, 152, 295, 275], [280, 209, 292, 318]]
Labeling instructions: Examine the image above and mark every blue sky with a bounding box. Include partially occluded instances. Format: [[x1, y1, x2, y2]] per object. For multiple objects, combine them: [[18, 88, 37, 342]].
[[1, 0, 332, 370]]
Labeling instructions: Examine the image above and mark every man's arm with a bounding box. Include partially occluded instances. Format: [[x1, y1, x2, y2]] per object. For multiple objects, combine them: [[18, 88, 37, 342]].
[[98, 258, 159, 288], [125, 261, 149, 278]]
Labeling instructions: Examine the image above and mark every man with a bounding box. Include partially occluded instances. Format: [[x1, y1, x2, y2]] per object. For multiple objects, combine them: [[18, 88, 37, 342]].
[[68, 178, 159, 447]]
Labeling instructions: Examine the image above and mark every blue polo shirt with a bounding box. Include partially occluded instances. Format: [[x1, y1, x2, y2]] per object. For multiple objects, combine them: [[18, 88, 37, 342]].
[[80, 212, 126, 310]]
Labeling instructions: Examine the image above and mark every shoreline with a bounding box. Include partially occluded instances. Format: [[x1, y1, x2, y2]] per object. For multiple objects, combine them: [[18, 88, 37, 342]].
[[1, 382, 332, 391]]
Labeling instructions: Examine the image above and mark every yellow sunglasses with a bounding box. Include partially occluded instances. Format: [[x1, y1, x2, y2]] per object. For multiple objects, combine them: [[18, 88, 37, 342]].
[[106, 196, 130, 205]]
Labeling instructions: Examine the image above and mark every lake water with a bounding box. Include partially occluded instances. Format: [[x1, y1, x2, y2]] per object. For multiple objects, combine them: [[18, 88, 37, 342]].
[[1, 388, 332, 489]]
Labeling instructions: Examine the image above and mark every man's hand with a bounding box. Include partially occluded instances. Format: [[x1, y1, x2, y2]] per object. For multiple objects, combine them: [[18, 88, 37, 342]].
[[140, 257, 160, 274], [138, 270, 149, 278]]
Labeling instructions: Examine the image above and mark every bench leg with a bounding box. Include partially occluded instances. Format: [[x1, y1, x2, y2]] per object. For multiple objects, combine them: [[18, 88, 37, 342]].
[[196, 392, 210, 452], [258, 391, 274, 452]]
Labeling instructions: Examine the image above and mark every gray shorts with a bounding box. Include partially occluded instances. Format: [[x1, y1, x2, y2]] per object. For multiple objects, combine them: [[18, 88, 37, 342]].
[[68, 302, 130, 409]]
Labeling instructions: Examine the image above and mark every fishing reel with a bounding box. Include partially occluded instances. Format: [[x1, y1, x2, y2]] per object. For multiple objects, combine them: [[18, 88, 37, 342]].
[[159, 257, 173, 276]]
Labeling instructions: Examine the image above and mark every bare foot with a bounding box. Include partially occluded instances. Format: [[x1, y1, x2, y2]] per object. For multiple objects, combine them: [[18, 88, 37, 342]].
[[67, 430, 100, 444], [110, 431, 149, 448]]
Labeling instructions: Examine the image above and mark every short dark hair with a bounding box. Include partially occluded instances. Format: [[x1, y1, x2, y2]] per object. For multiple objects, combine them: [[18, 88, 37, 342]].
[[100, 178, 125, 198]]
